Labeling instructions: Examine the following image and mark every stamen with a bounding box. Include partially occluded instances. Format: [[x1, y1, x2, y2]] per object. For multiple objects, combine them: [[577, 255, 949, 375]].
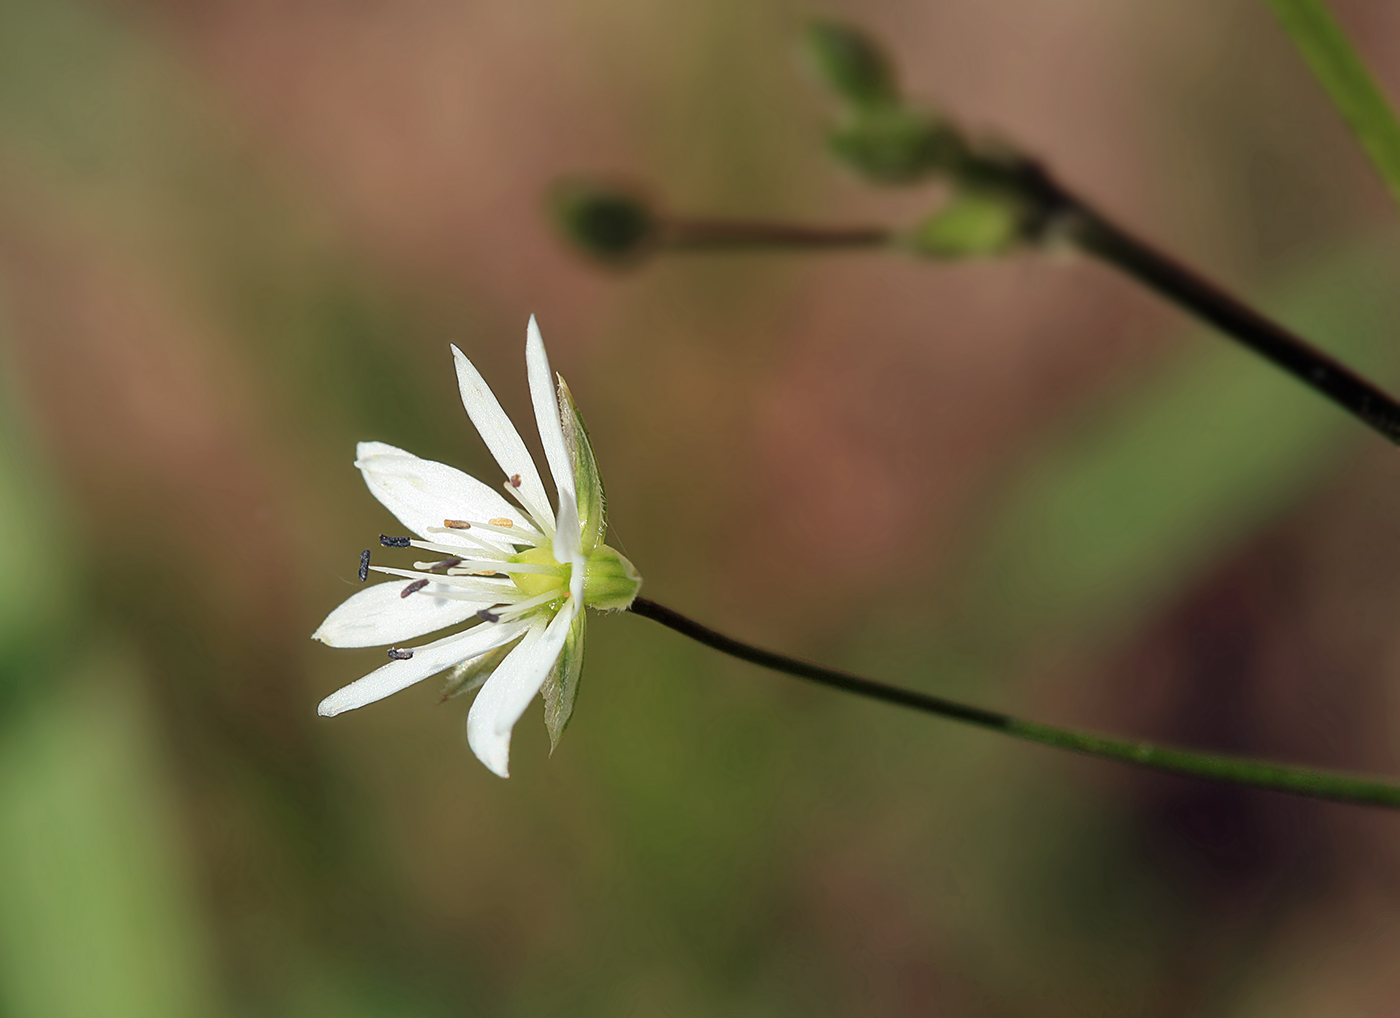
[[445, 559, 562, 576], [428, 521, 540, 546], [368, 565, 515, 599], [380, 535, 411, 548], [477, 608, 501, 623], [401, 578, 429, 598], [494, 586, 569, 620], [498, 481, 556, 537], [412, 557, 464, 572], [387, 648, 414, 660], [358, 549, 371, 582], [410, 538, 505, 561], [423, 526, 530, 554]]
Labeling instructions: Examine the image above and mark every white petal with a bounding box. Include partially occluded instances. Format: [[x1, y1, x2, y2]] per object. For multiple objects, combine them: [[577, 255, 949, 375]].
[[525, 317, 578, 525], [450, 344, 555, 533], [466, 600, 577, 777], [355, 442, 538, 549], [554, 495, 587, 605], [318, 619, 530, 717], [313, 579, 490, 648]]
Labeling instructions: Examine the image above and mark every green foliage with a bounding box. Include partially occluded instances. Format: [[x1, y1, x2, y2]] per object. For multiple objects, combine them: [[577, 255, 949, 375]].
[[802, 21, 900, 110], [1265, 0, 1400, 211], [0, 658, 220, 1018]]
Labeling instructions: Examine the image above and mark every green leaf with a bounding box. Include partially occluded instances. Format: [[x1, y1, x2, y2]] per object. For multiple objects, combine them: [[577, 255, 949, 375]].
[[1264, 0, 1400, 211], [541, 609, 586, 753], [557, 376, 607, 555]]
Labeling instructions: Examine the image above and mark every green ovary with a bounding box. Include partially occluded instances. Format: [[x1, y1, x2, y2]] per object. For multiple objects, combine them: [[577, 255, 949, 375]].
[[510, 546, 569, 599], [508, 543, 642, 610]]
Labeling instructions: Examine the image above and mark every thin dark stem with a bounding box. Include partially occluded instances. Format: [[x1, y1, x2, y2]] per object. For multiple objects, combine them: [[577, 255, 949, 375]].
[[659, 217, 892, 251], [629, 596, 1400, 810], [1052, 188, 1400, 444]]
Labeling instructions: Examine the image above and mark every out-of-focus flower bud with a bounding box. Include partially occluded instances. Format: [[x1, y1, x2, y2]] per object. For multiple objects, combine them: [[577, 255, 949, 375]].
[[908, 190, 1025, 258], [827, 107, 968, 185], [551, 180, 657, 264], [803, 20, 900, 110]]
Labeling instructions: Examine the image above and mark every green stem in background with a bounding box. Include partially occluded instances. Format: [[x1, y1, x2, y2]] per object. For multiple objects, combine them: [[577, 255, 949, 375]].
[[556, 173, 1400, 444], [660, 218, 892, 252], [1264, 0, 1400, 212], [629, 597, 1400, 810]]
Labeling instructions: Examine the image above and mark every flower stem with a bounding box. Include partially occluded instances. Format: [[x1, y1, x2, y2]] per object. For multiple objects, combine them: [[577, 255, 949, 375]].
[[628, 596, 1400, 810], [659, 217, 892, 252], [1047, 183, 1400, 444]]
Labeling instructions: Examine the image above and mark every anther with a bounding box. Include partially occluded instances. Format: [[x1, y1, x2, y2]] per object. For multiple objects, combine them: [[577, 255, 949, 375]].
[[358, 549, 371, 582], [443, 520, 471, 529], [380, 535, 411, 548], [476, 608, 501, 623], [427, 557, 463, 573], [488, 518, 513, 528], [387, 647, 414, 660], [509, 474, 522, 488], [401, 578, 429, 598]]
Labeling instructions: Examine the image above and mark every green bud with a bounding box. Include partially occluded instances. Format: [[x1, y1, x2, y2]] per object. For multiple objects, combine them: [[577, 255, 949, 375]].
[[582, 544, 641, 611], [803, 21, 900, 109], [909, 190, 1024, 258], [827, 107, 968, 185], [550, 180, 657, 264]]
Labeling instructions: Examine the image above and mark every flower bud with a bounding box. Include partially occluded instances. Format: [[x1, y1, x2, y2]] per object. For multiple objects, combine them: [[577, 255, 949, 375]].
[[909, 190, 1024, 258], [550, 180, 657, 264], [583, 545, 642, 611], [827, 107, 968, 185], [803, 21, 900, 110]]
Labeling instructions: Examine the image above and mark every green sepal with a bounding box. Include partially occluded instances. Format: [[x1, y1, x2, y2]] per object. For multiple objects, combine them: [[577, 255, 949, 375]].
[[803, 21, 901, 110], [541, 609, 586, 752], [908, 190, 1024, 259], [438, 640, 519, 704], [582, 544, 642, 611], [827, 107, 967, 186], [557, 376, 607, 555]]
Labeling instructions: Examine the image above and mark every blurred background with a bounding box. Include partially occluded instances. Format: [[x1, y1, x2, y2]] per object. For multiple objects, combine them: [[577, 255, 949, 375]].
[[2, 0, 1400, 1014]]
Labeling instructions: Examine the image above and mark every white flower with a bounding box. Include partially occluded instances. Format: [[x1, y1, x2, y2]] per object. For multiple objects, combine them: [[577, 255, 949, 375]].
[[313, 317, 640, 777]]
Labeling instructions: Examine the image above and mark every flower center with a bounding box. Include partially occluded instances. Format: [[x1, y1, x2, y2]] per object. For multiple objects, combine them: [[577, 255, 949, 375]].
[[508, 546, 570, 599]]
